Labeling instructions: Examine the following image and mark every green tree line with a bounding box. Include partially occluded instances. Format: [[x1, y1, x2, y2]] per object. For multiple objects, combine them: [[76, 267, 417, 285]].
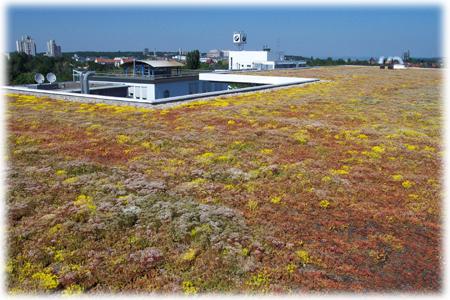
[[7, 53, 120, 85], [7, 53, 78, 85]]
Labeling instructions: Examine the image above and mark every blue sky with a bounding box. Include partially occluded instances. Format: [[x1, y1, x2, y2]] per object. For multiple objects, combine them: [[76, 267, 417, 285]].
[[7, 6, 442, 58]]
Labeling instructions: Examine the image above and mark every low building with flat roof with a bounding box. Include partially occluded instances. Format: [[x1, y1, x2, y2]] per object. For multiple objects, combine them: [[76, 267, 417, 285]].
[[228, 50, 306, 71], [122, 59, 185, 77]]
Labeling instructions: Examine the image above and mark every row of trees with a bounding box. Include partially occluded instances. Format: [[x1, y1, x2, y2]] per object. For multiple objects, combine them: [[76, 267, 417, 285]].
[[7, 53, 80, 85], [7, 53, 132, 85], [186, 50, 229, 70], [7, 50, 207, 84], [186, 50, 200, 69], [305, 57, 371, 66]]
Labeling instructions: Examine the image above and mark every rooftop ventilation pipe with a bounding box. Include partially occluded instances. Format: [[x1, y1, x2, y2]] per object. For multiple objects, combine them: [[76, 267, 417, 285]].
[[81, 71, 96, 94]]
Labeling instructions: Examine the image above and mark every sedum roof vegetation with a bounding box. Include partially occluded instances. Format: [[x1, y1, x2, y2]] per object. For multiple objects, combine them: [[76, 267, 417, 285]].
[[6, 66, 441, 294]]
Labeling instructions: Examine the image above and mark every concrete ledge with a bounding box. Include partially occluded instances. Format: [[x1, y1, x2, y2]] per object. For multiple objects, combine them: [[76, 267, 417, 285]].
[[199, 73, 318, 85], [3, 86, 152, 105], [2, 76, 320, 107]]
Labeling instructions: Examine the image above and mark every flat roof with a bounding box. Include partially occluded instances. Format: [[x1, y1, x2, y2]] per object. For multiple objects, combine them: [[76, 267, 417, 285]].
[[123, 60, 185, 68], [199, 73, 318, 85]]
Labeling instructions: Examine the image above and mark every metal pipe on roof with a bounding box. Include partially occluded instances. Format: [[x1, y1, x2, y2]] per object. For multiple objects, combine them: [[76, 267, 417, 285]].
[[81, 71, 96, 94]]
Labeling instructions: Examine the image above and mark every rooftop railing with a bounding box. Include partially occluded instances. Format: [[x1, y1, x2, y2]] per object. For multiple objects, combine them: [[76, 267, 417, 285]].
[[73, 69, 214, 82]]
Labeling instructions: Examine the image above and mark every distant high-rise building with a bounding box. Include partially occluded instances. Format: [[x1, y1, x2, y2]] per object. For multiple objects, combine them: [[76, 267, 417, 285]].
[[16, 35, 36, 56], [403, 50, 411, 62], [46, 40, 62, 57], [143, 48, 149, 56]]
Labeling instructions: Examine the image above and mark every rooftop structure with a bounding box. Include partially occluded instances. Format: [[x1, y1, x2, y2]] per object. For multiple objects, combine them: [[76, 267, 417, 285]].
[[122, 59, 185, 77], [95, 57, 115, 64], [94, 57, 135, 67], [228, 32, 305, 70], [10, 67, 318, 104], [113, 57, 135, 67], [172, 55, 187, 61], [228, 50, 306, 71], [378, 56, 406, 69]]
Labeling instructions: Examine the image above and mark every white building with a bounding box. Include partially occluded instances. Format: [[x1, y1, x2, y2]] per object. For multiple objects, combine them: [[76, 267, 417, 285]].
[[378, 56, 406, 69], [16, 35, 36, 56], [113, 57, 134, 67], [172, 55, 187, 61], [46, 40, 62, 57], [228, 51, 269, 70], [228, 50, 305, 71]]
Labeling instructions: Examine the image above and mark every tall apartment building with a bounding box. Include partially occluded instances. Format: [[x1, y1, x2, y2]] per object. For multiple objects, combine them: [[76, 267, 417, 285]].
[[46, 40, 62, 57], [16, 35, 36, 56]]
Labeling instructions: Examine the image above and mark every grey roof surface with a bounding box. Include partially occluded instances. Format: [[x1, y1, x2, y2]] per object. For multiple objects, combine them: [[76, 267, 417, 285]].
[[128, 60, 185, 68]]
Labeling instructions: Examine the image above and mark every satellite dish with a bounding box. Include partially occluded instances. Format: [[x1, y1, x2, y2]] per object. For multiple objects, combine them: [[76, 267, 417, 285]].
[[34, 73, 45, 84], [46, 72, 57, 83]]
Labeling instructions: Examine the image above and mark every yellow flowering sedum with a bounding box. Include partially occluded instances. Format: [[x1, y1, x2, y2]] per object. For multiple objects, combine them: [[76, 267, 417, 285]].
[[371, 145, 385, 153], [330, 165, 350, 176], [402, 180, 413, 189], [181, 248, 197, 261], [296, 250, 310, 265], [63, 177, 78, 184], [392, 174, 403, 181], [116, 134, 130, 144], [321, 175, 332, 183], [198, 152, 214, 159], [292, 129, 309, 144], [286, 263, 297, 274], [270, 196, 282, 204], [182, 281, 198, 295], [31, 270, 59, 290], [74, 194, 96, 212], [404, 144, 418, 151], [55, 170, 66, 176], [63, 284, 84, 295], [260, 148, 273, 155], [319, 200, 330, 208]]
